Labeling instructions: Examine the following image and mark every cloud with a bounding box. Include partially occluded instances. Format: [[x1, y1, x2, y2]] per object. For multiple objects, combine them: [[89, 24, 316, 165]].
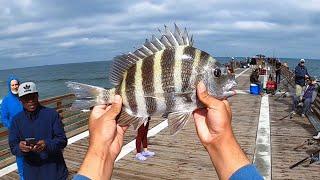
[[233, 21, 278, 31], [11, 52, 45, 58], [47, 27, 90, 38], [0, 22, 48, 35], [292, 0, 320, 11], [0, 0, 320, 70], [57, 37, 115, 47]]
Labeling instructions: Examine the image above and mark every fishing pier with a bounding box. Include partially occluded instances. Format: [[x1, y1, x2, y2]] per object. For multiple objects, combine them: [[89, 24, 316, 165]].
[[0, 65, 320, 179]]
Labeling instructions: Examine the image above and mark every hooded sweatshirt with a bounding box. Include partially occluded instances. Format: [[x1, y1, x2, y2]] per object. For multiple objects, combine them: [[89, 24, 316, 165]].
[[1, 76, 23, 129]]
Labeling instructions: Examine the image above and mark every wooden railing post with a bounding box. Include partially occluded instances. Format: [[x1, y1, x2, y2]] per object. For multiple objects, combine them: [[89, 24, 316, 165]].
[[57, 101, 63, 119]]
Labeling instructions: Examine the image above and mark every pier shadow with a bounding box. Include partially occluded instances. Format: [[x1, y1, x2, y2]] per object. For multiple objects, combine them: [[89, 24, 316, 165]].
[[273, 96, 293, 106], [291, 118, 317, 134]]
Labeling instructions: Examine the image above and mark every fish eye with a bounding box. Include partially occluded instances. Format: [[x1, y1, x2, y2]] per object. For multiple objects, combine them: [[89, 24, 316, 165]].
[[213, 68, 221, 77]]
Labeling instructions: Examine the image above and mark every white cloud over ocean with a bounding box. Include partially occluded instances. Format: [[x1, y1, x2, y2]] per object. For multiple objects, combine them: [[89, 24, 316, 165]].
[[0, 0, 320, 69]]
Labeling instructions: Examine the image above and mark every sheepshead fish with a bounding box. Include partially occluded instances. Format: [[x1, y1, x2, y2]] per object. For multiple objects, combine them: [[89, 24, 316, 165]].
[[67, 24, 236, 135]]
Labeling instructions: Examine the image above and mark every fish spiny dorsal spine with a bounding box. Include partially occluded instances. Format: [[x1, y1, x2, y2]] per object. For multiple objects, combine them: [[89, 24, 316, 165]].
[[109, 24, 193, 86]]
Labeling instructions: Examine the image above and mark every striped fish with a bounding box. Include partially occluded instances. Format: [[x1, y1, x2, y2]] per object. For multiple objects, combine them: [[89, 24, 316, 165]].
[[66, 24, 236, 135]]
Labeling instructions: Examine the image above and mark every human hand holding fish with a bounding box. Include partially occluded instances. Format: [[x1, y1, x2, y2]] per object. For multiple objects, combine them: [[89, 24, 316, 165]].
[[193, 81, 250, 180], [78, 95, 128, 180], [76, 83, 253, 180]]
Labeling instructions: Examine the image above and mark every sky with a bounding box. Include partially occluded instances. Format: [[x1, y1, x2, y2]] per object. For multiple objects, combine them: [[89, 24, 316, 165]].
[[0, 0, 320, 70]]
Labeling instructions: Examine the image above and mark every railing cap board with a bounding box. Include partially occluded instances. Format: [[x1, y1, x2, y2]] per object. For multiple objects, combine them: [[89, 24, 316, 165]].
[[40, 93, 75, 106]]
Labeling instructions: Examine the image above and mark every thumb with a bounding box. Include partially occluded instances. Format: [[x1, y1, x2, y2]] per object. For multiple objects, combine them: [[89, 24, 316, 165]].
[[197, 81, 221, 109], [101, 95, 122, 120]]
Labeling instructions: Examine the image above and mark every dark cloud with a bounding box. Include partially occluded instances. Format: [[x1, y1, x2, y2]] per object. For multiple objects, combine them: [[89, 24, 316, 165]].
[[0, 0, 320, 69]]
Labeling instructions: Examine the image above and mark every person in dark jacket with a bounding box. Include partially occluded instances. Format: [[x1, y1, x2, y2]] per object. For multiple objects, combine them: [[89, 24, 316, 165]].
[[300, 77, 319, 117], [292, 59, 310, 115], [9, 82, 68, 180], [1, 75, 24, 179], [294, 59, 309, 97], [275, 60, 281, 84], [250, 68, 262, 88]]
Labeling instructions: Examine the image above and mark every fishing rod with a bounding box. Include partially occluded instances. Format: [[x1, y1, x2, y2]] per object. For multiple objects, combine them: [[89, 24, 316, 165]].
[[293, 139, 318, 150], [275, 76, 294, 100], [289, 149, 320, 169], [277, 111, 294, 120]]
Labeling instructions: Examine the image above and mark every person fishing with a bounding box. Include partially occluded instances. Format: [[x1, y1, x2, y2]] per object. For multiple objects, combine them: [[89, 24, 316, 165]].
[[299, 77, 319, 118], [294, 59, 309, 96], [292, 59, 309, 115], [1, 75, 24, 180], [135, 117, 155, 161], [72, 82, 263, 180], [266, 75, 277, 95], [250, 68, 262, 94], [275, 60, 281, 84]]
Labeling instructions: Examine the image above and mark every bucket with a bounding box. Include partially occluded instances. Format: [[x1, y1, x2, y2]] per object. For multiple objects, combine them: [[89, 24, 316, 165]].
[[250, 84, 260, 95]]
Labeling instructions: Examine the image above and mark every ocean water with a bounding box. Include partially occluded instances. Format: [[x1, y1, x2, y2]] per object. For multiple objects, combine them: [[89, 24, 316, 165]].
[[0, 57, 319, 122], [0, 58, 229, 100]]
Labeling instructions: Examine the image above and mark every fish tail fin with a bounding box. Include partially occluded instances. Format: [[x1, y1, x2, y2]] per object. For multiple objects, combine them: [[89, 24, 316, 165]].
[[66, 81, 115, 110]]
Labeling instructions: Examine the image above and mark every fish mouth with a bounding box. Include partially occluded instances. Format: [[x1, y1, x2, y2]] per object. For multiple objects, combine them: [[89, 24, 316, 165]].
[[223, 77, 237, 92]]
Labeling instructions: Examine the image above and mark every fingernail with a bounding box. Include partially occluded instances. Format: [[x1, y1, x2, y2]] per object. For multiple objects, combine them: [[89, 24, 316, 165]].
[[114, 95, 121, 103], [198, 81, 206, 93]]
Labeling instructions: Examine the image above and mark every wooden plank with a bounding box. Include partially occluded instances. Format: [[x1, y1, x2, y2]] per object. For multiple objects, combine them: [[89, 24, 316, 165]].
[[2, 67, 320, 179], [269, 96, 320, 179]]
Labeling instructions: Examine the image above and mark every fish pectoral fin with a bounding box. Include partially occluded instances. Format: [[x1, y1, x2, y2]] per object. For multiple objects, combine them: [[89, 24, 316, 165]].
[[117, 110, 148, 131], [167, 112, 192, 135], [175, 91, 194, 102]]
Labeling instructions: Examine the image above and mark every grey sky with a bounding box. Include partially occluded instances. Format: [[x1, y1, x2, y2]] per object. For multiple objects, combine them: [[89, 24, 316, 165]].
[[0, 0, 320, 69]]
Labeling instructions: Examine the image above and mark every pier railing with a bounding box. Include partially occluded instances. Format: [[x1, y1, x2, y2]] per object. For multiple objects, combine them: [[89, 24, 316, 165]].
[[0, 93, 89, 169]]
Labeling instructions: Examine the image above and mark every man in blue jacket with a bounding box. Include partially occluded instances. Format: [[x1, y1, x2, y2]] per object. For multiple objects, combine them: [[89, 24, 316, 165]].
[[292, 59, 309, 115], [9, 82, 68, 180], [1, 75, 24, 179], [294, 59, 309, 97]]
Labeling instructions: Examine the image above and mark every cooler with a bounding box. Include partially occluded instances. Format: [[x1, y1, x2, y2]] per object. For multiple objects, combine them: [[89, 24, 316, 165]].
[[250, 84, 260, 95]]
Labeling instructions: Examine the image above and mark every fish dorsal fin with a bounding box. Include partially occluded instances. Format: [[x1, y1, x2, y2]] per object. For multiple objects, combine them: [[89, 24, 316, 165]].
[[167, 112, 192, 135], [109, 24, 193, 85], [109, 54, 139, 85]]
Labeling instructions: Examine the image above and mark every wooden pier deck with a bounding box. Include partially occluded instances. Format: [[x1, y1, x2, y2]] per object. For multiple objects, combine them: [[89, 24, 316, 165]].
[[1, 67, 320, 179]]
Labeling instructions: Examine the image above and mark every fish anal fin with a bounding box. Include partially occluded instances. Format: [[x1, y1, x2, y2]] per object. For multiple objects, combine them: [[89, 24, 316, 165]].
[[168, 112, 192, 135], [117, 110, 147, 130]]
